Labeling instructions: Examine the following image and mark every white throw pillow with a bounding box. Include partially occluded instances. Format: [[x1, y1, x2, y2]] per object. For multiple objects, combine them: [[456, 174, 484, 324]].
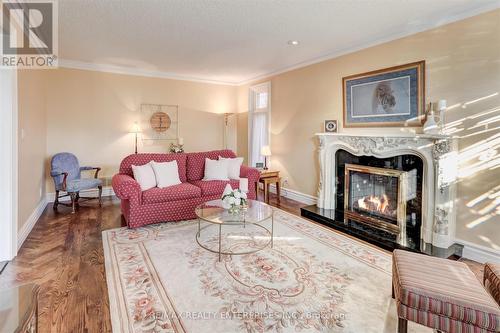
[[203, 158, 229, 181], [132, 162, 157, 191], [151, 160, 182, 188], [219, 156, 243, 179]]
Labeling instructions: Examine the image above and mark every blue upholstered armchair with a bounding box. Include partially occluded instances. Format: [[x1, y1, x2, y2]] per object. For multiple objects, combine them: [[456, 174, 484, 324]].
[[50, 152, 103, 213]]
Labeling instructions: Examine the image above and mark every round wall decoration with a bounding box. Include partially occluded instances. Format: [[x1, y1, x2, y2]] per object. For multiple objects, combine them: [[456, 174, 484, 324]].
[[150, 112, 171, 133]]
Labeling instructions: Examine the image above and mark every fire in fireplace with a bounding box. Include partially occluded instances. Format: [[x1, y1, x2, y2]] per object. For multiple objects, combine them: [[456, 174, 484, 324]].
[[344, 164, 408, 243], [356, 194, 395, 218]]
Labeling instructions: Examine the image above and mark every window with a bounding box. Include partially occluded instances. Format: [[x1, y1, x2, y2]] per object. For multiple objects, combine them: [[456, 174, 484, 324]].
[[248, 82, 271, 167]]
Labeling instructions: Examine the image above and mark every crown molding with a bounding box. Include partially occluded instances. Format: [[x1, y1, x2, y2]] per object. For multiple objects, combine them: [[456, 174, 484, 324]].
[[237, 4, 500, 85], [59, 4, 499, 87], [58, 59, 239, 86]]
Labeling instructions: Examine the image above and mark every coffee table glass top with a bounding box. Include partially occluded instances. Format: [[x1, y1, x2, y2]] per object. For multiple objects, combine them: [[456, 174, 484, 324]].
[[195, 199, 273, 224]]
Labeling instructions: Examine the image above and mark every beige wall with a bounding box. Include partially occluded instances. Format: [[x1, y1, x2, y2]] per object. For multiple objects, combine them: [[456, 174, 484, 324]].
[[18, 70, 47, 231], [237, 10, 500, 250], [44, 68, 237, 191]]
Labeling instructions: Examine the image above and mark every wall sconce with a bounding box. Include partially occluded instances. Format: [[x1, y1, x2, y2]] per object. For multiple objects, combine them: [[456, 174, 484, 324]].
[[223, 113, 235, 149]]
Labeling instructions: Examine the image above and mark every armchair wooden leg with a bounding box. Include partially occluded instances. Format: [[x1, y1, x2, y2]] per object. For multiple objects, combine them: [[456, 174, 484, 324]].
[[53, 190, 59, 210], [276, 180, 281, 203], [70, 192, 77, 214], [98, 186, 103, 207], [398, 318, 407, 333]]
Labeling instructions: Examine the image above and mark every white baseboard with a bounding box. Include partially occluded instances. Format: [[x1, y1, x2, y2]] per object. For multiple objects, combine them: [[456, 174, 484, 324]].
[[455, 238, 500, 264], [45, 186, 115, 203], [18, 198, 47, 250], [268, 184, 317, 206]]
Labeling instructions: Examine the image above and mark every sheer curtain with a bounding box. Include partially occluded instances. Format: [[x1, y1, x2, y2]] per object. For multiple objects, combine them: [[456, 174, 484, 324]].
[[250, 111, 268, 166], [248, 83, 270, 167]]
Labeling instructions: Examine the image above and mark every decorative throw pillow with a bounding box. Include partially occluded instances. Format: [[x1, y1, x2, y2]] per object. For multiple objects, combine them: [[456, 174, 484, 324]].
[[132, 162, 157, 191], [151, 160, 182, 188], [219, 156, 243, 179], [203, 158, 229, 181]]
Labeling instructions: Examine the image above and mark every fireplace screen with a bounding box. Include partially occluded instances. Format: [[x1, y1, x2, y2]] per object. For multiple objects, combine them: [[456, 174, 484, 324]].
[[344, 164, 407, 236]]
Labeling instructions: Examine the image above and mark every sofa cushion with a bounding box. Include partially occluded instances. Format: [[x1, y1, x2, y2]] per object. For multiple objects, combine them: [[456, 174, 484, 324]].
[[393, 249, 500, 331], [119, 153, 188, 183], [190, 179, 240, 196], [66, 178, 103, 192], [186, 150, 236, 181], [142, 183, 201, 204], [132, 162, 157, 191]]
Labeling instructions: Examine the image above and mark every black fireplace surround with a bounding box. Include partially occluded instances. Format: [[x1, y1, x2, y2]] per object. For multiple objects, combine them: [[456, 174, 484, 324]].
[[302, 149, 426, 252]]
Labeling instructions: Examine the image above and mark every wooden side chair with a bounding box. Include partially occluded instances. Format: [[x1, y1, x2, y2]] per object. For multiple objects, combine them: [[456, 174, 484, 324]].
[[50, 152, 103, 213]]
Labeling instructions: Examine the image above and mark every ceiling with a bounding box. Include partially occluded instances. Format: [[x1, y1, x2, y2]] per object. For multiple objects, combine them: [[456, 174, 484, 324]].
[[58, 0, 500, 85]]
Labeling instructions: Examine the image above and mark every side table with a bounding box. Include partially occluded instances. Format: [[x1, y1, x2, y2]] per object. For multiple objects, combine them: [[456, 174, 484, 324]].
[[257, 170, 281, 204]]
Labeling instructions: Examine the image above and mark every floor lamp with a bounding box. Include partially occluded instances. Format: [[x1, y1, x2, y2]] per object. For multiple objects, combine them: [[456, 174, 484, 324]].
[[130, 122, 141, 154]]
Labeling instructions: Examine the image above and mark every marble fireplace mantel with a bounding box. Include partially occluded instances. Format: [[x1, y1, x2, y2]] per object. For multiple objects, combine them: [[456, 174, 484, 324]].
[[316, 132, 458, 248]]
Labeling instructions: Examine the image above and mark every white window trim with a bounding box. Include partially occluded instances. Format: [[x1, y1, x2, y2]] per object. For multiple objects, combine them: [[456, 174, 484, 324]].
[[248, 81, 271, 167], [0, 68, 19, 261]]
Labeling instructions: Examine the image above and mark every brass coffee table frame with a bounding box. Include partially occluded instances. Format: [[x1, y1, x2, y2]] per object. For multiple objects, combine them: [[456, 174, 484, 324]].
[[195, 201, 274, 262]]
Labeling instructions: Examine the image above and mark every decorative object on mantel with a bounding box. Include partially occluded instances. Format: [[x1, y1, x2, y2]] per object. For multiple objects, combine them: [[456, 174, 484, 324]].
[[140, 104, 179, 142], [130, 122, 141, 154], [423, 102, 440, 134], [169, 137, 184, 153], [260, 145, 271, 170], [438, 99, 447, 134], [324, 119, 338, 132], [423, 100, 447, 134], [343, 61, 425, 127], [221, 184, 247, 214]]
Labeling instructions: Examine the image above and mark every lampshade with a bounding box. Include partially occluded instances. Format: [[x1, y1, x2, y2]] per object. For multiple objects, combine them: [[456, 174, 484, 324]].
[[130, 122, 141, 133], [261, 145, 272, 156]]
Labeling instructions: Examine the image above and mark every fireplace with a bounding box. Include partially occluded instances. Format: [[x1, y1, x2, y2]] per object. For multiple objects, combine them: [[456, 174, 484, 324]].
[[344, 164, 406, 239], [301, 133, 461, 258], [334, 150, 422, 249]]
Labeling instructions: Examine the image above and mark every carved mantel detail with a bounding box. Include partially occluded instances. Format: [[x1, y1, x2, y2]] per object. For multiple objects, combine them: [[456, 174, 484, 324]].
[[316, 133, 458, 249]]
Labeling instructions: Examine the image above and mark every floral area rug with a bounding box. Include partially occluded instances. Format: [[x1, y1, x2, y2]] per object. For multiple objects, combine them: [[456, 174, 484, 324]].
[[103, 209, 430, 333]]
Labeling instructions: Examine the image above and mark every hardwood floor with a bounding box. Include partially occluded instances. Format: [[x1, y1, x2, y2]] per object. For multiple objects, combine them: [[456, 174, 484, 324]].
[[0, 197, 123, 332], [0, 193, 303, 332], [0, 192, 482, 332]]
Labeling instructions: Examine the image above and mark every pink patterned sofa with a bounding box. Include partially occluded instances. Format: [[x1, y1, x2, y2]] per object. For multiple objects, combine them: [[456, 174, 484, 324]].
[[112, 150, 260, 228]]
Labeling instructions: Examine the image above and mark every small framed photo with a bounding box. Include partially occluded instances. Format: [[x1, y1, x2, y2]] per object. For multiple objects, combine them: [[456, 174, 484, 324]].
[[255, 162, 264, 169], [324, 120, 338, 133]]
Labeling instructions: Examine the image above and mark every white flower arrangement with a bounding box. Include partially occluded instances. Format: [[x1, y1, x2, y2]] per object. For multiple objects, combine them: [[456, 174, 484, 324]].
[[221, 188, 247, 213]]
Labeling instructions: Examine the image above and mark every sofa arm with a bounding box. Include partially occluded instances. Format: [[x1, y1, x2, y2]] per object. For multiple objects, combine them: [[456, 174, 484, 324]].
[[484, 262, 500, 305], [240, 165, 260, 199], [112, 174, 141, 205]]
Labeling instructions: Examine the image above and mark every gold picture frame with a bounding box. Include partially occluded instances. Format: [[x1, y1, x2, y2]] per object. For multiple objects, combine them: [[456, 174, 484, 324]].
[[342, 61, 425, 128]]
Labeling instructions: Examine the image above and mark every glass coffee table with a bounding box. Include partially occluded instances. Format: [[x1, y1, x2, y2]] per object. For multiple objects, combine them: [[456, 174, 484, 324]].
[[195, 199, 274, 261]]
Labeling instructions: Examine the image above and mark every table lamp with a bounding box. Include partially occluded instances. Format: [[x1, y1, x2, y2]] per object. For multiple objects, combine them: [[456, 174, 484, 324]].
[[261, 145, 271, 170]]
